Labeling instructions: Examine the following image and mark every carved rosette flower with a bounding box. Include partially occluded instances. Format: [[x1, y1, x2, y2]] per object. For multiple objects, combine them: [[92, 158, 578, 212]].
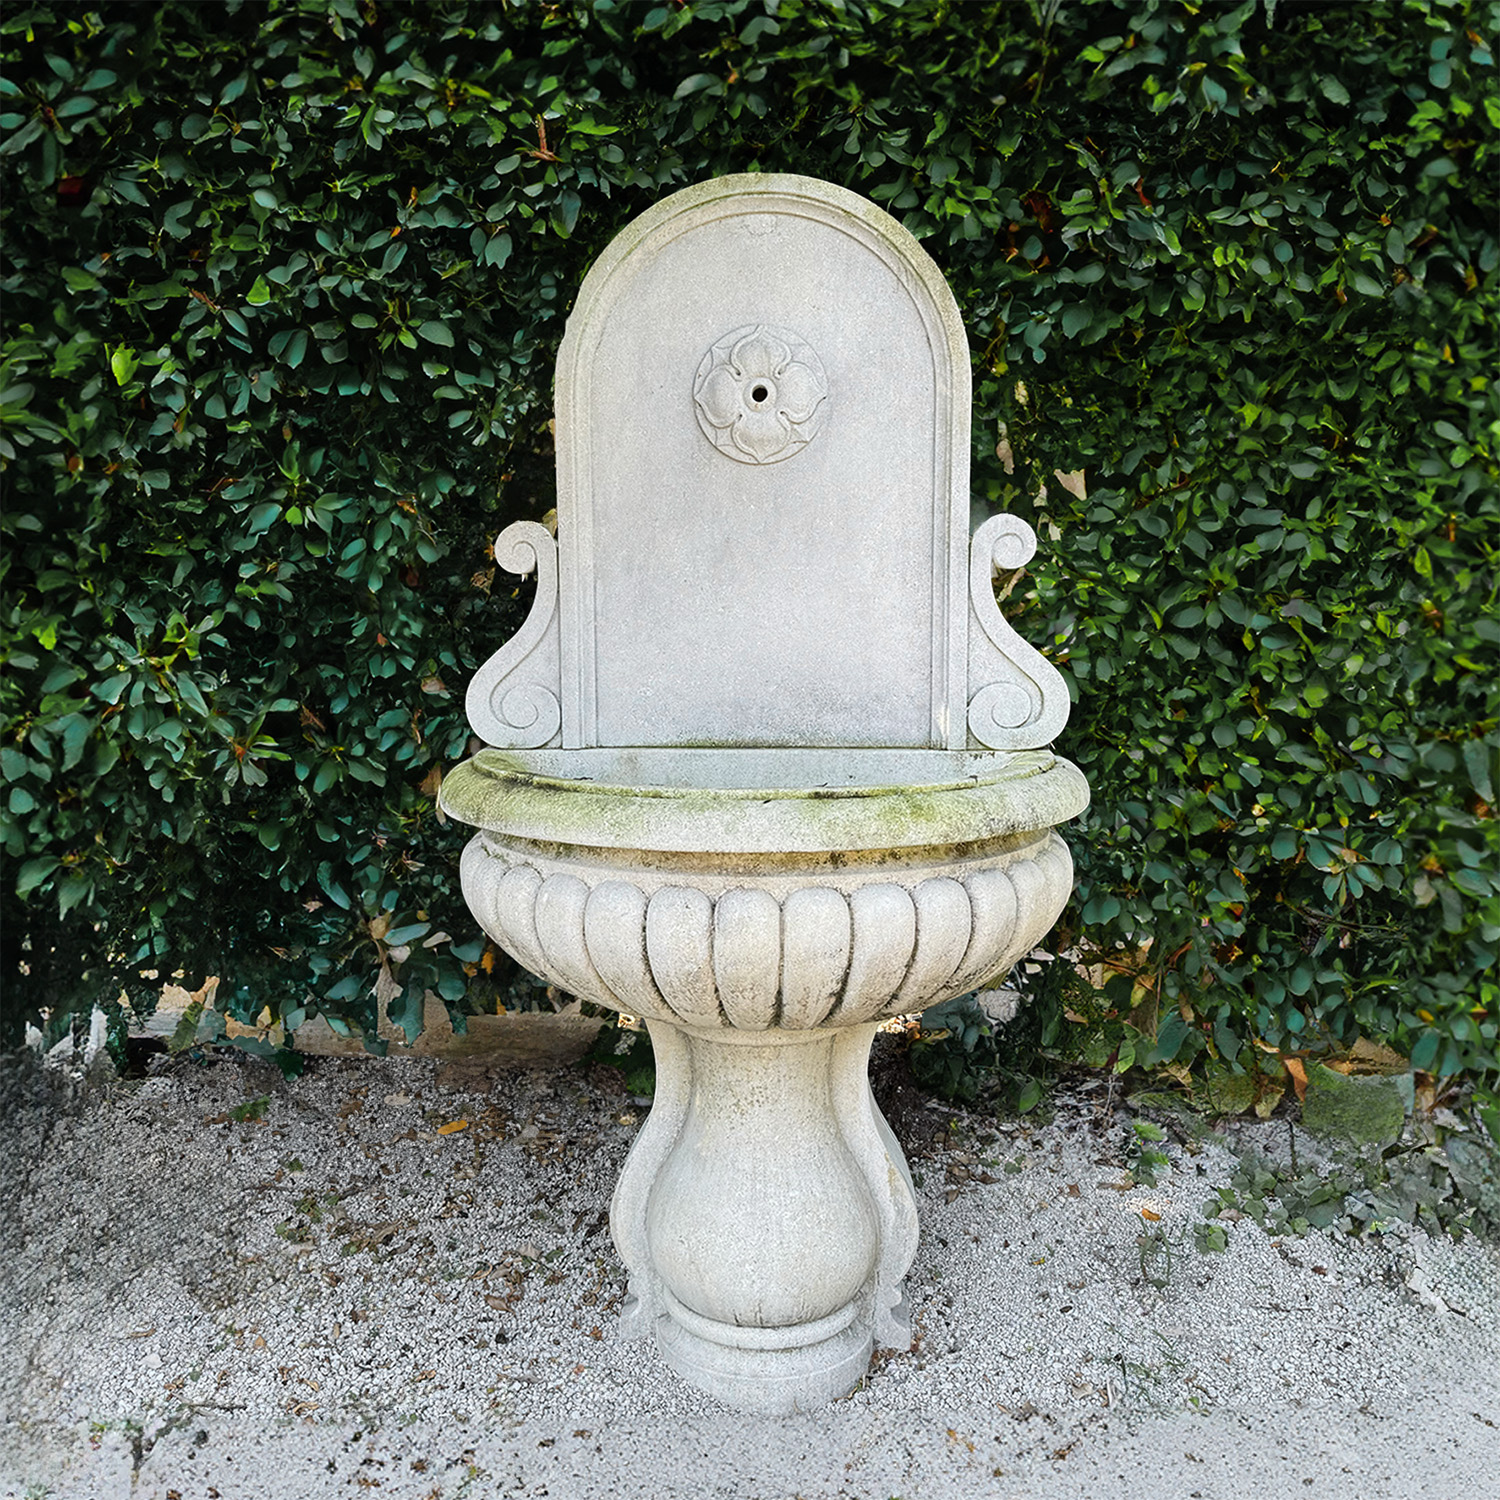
[[693, 324, 829, 464]]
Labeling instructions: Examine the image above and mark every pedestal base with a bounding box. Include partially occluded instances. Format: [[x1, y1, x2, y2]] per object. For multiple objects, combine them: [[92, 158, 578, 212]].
[[656, 1296, 874, 1416], [610, 1019, 918, 1413]]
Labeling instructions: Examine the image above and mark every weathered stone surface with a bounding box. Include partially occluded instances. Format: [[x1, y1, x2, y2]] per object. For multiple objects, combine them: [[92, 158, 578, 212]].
[[443, 173, 1087, 1415]]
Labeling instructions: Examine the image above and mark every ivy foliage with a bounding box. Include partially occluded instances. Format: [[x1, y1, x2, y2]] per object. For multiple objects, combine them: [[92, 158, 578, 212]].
[[2, 1, 1495, 1081]]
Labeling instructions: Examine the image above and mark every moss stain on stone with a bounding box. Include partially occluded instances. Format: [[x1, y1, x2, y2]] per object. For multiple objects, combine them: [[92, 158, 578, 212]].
[[1301, 1065, 1408, 1149]]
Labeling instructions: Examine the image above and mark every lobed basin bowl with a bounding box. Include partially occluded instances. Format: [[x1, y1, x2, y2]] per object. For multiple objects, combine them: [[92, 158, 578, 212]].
[[440, 746, 1088, 1035]]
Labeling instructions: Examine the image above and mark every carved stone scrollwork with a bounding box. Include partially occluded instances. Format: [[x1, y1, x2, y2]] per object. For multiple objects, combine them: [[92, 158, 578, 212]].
[[464, 521, 563, 749], [966, 514, 1071, 750]]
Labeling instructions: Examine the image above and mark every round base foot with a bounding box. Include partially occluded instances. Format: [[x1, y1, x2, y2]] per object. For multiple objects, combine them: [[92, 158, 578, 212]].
[[656, 1304, 873, 1416]]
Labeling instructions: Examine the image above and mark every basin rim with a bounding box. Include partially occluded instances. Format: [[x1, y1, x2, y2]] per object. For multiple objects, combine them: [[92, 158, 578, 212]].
[[440, 747, 1088, 855]]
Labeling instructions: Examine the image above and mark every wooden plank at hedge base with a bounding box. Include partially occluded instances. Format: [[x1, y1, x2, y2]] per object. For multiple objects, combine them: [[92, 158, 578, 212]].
[[134, 982, 602, 1066], [441, 174, 1087, 1415], [288, 996, 602, 1065]]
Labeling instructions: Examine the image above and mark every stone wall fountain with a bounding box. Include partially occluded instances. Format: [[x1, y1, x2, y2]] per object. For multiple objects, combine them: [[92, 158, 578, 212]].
[[440, 174, 1088, 1414]]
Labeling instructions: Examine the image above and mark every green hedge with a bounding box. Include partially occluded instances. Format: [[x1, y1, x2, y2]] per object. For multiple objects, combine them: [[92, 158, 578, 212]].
[[2, 0, 1495, 1080]]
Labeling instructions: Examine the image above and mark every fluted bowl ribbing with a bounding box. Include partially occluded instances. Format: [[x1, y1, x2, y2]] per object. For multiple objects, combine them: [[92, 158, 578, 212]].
[[440, 747, 1088, 1032]]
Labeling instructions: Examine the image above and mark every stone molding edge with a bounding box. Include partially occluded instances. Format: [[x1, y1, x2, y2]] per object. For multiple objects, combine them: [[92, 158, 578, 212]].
[[458, 830, 1074, 1033], [440, 751, 1089, 855], [465, 521, 563, 748], [658, 1284, 859, 1349], [554, 172, 972, 750], [830, 1024, 920, 1347], [966, 514, 1072, 750], [613, 1017, 691, 1342]]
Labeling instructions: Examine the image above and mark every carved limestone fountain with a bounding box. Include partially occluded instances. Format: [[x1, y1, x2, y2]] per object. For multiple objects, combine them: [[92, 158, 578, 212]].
[[440, 174, 1088, 1415]]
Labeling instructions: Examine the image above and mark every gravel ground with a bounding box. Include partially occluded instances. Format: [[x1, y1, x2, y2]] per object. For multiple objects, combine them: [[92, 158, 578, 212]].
[[2, 1045, 1497, 1500]]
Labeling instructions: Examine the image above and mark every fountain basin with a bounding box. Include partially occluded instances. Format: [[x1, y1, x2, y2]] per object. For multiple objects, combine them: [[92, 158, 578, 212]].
[[443, 747, 1085, 1033]]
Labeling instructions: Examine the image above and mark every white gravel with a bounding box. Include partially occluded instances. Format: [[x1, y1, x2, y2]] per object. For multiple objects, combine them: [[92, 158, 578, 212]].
[[2, 1048, 1496, 1499]]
